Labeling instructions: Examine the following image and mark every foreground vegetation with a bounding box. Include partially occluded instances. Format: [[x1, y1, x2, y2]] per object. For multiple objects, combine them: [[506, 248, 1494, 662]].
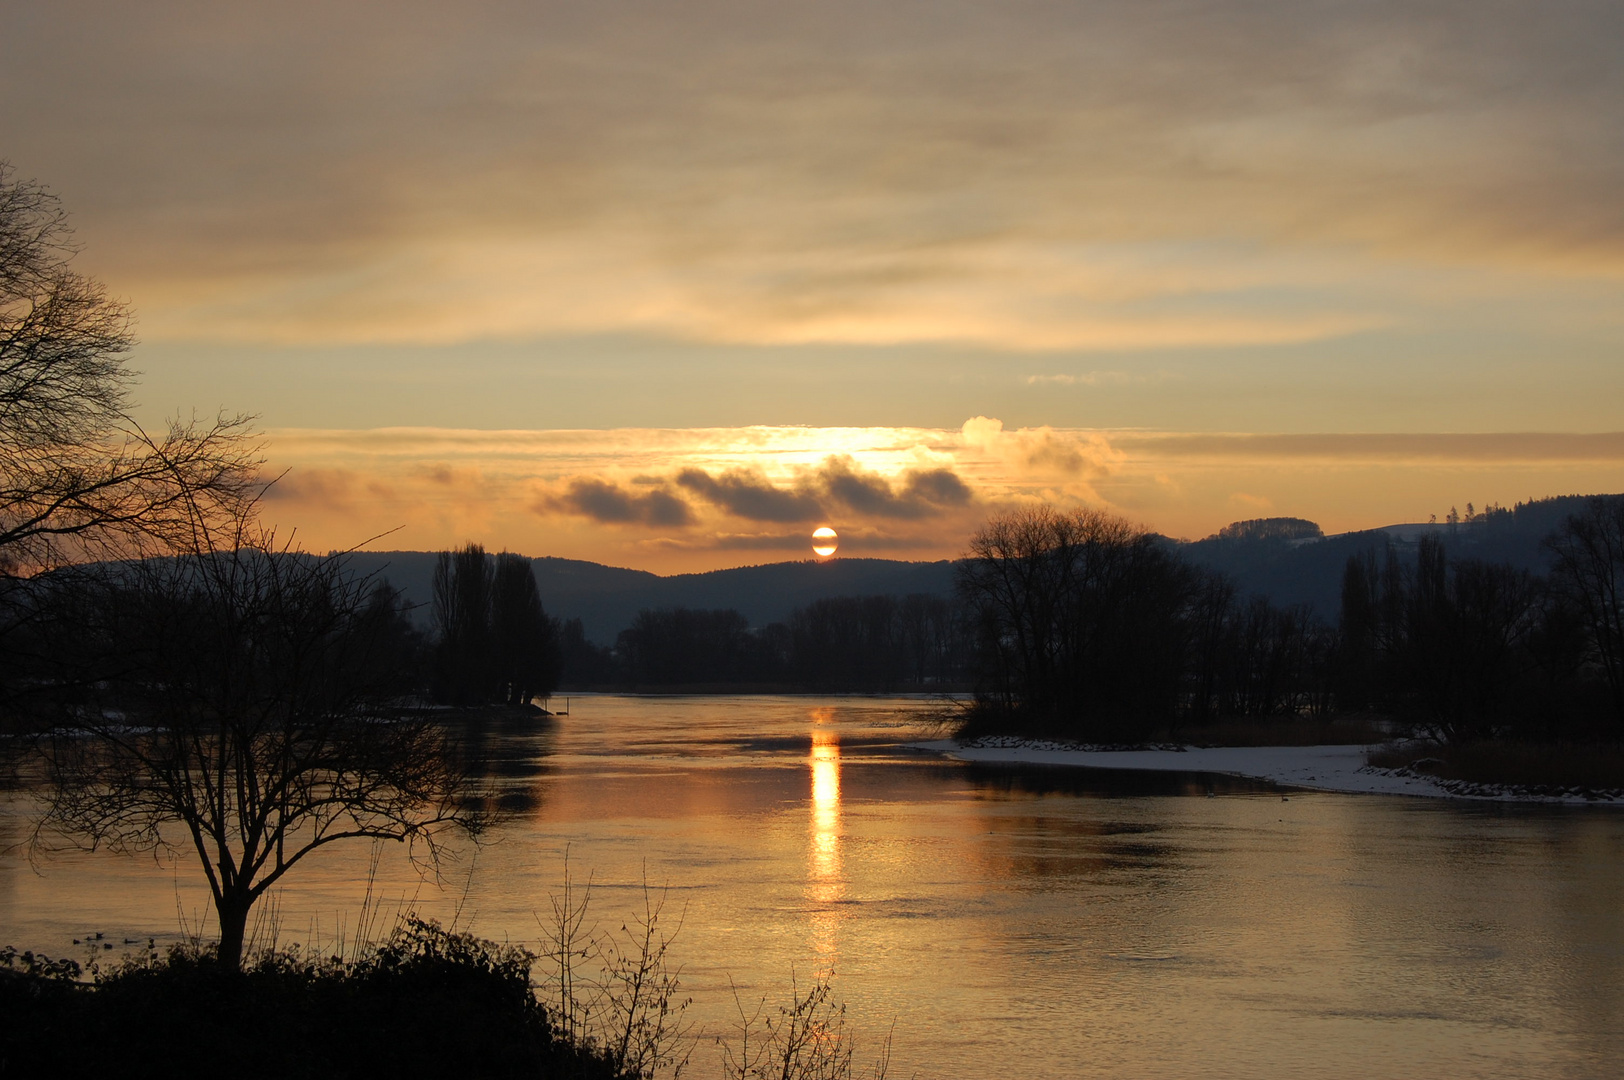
[[1, 902, 894, 1080], [1, 919, 621, 1080]]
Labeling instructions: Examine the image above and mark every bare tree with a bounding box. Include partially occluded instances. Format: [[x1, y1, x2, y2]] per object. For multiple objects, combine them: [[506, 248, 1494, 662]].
[[957, 506, 1192, 737], [1547, 496, 1624, 725], [0, 162, 259, 575], [35, 517, 478, 968]]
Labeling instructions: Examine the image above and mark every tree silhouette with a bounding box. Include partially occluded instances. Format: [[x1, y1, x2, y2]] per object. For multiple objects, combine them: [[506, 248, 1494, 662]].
[[432, 543, 494, 705], [0, 163, 258, 575], [958, 506, 1194, 739], [36, 522, 475, 967], [433, 545, 561, 706], [1547, 496, 1624, 726], [491, 551, 562, 705], [617, 608, 755, 685]]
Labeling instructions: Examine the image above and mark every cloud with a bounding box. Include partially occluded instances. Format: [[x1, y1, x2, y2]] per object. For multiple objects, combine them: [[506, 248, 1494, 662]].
[[672, 458, 976, 522], [640, 528, 947, 552], [542, 456, 976, 531], [259, 467, 362, 510], [639, 531, 811, 552], [899, 467, 974, 507], [1116, 432, 1624, 463], [675, 467, 823, 522], [550, 479, 693, 526], [815, 457, 973, 519], [958, 416, 1121, 479], [247, 420, 1624, 574], [10, 0, 1623, 357]]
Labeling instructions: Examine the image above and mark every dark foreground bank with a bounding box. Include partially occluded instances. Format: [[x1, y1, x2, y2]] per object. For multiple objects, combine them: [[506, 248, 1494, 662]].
[[0, 920, 621, 1080]]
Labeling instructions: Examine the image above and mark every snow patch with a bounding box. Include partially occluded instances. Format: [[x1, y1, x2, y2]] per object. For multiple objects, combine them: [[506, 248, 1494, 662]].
[[910, 739, 1624, 805]]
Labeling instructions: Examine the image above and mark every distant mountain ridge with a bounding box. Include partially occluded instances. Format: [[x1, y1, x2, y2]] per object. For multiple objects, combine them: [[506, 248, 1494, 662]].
[[1178, 494, 1611, 616], [338, 493, 1616, 640], [339, 551, 956, 643]]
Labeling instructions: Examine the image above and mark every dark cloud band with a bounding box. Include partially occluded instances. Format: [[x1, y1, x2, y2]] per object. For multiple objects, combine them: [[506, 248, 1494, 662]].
[[675, 467, 823, 522], [555, 457, 977, 529], [551, 478, 693, 526]]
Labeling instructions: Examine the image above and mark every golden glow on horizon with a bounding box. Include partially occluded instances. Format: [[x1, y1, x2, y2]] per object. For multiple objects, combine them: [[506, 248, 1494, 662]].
[[812, 526, 838, 557], [248, 420, 1624, 574]]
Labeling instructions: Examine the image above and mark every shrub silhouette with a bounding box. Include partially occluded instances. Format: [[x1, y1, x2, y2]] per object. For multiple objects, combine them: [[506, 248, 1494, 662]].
[[0, 921, 621, 1080]]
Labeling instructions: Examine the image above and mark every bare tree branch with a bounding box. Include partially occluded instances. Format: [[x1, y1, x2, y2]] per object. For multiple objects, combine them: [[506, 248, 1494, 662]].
[[33, 524, 480, 967], [0, 162, 262, 577]]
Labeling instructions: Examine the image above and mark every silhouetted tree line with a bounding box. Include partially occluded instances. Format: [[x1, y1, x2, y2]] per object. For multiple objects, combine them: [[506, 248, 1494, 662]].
[[431, 544, 562, 706], [1337, 495, 1624, 740], [1336, 537, 1544, 740], [958, 499, 1624, 744], [1187, 578, 1337, 725], [558, 592, 972, 690], [790, 593, 969, 691], [617, 607, 779, 684], [558, 616, 618, 686], [959, 506, 1207, 740], [1215, 516, 1324, 542]]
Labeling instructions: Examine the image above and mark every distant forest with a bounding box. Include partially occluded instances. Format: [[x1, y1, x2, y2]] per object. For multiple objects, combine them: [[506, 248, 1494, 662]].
[[409, 493, 1624, 752], [559, 592, 969, 691], [339, 493, 1601, 646], [405, 546, 969, 699], [954, 495, 1624, 745]]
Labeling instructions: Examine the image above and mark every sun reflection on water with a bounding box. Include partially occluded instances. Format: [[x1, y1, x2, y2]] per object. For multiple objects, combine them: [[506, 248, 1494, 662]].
[[807, 707, 843, 971]]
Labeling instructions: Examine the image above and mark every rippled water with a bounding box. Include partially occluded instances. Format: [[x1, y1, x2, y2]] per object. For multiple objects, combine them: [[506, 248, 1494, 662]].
[[4, 696, 1623, 1078]]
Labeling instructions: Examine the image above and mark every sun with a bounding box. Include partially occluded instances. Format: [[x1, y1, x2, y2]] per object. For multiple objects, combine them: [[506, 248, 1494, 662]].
[[812, 526, 838, 558]]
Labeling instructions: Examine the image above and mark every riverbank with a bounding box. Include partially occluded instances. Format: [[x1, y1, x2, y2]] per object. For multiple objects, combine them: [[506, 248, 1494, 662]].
[[913, 737, 1624, 805]]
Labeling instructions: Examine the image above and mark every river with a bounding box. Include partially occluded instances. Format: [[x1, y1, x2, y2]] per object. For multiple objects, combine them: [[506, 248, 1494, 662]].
[[3, 695, 1622, 1078]]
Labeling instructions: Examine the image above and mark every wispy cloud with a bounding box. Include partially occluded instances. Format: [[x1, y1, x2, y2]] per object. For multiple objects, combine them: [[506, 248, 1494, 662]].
[[1116, 432, 1624, 463], [7, 1, 1621, 356], [1024, 371, 1175, 387]]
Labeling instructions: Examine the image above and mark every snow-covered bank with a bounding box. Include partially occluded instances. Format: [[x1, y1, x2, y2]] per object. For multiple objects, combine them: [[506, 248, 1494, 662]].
[[912, 738, 1624, 805]]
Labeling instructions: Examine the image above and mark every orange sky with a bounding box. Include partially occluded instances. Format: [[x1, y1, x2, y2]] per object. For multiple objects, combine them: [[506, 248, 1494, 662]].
[[4, 1, 1622, 571], [257, 422, 1624, 572]]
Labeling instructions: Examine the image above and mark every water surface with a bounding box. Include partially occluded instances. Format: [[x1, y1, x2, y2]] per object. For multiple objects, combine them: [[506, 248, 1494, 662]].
[[4, 696, 1622, 1078]]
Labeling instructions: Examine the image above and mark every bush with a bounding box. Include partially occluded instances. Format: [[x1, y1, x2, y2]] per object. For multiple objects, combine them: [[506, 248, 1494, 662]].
[[0, 920, 622, 1080]]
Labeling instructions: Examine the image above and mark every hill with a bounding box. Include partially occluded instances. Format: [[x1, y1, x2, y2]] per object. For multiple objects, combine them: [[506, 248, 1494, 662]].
[[339, 551, 956, 643], [338, 494, 1613, 639], [1177, 494, 1605, 616]]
